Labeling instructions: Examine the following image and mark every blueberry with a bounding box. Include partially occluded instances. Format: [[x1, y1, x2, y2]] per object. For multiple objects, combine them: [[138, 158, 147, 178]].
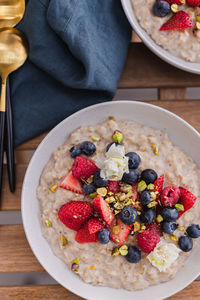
[[125, 152, 141, 169], [69, 146, 81, 158], [80, 141, 96, 156], [83, 183, 96, 195], [126, 246, 141, 263], [122, 169, 139, 185], [161, 207, 179, 222], [98, 228, 110, 244], [140, 208, 156, 224], [162, 221, 178, 234], [106, 142, 120, 152], [152, 1, 171, 18], [93, 170, 108, 187], [178, 236, 193, 252], [140, 190, 151, 206], [141, 169, 158, 184], [120, 206, 137, 225], [186, 224, 200, 238]]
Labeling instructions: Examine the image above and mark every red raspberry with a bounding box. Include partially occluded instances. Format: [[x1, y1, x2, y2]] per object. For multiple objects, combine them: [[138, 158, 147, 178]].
[[161, 186, 180, 207], [72, 156, 99, 180], [137, 230, 160, 253], [146, 223, 163, 237], [107, 181, 119, 194], [58, 201, 93, 231], [154, 174, 164, 201]]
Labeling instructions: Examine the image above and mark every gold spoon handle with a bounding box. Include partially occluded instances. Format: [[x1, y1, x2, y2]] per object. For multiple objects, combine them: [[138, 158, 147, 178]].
[[0, 80, 6, 112]]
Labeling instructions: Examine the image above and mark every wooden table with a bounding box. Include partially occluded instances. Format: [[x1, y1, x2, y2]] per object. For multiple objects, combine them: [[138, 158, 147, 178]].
[[1, 35, 200, 299]]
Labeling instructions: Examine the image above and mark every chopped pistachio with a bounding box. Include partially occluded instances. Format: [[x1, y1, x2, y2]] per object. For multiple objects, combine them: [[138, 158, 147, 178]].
[[120, 183, 132, 193], [197, 15, 200, 23], [60, 235, 68, 246], [137, 180, 147, 192], [112, 247, 120, 256], [137, 211, 141, 215], [178, 226, 185, 231], [170, 234, 178, 241], [196, 21, 200, 30], [91, 136, 100, 142], [141, 225, 146, 231], [147, 201, 157, 208], [89, 192, 97, 198], [112, 225, 120, 235], [45, 219, 52, 227], [112, 130, 123, 143], [156, 214, 163, 223], [72, 258, 79, 264], [87, 176, 94, 184], [133, 221, 141, 232], [116, 238, 120, 243], [89, 265, 95, 270], [114, 210, 120, 215], [147, 183, 155, 191], [109, 116, 115, 121], [119, 245, 128, 256], [171, 3, 178, 13], [105, 196, 115, 203], [118, 192, 126, 202], [71, 263, 79, 273], [50, 184, 58, 192], [150, 192, 157, 200], [96, 187, 107, 197], [175, 203, 184, 212]]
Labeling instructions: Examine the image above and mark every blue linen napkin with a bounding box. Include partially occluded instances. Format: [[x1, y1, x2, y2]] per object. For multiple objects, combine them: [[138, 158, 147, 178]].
[[11, 0, 132, 146]]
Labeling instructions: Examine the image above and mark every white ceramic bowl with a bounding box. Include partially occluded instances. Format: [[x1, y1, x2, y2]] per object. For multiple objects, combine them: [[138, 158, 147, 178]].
[[121, 0, 200, 74], [22, 101, 200, 300]]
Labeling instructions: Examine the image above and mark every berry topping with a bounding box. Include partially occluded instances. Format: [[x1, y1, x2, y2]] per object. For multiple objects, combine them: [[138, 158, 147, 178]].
[[161, 186, 180, 207], [146, 223, 163, 236], [58, 201, 93, 231], [122, 169, 139, 185], [70, 146, 81, 158], [93, 195, 115, 226], [125, 152, 141, 169], [179, 187, 197, 213], [186, 224, 200, 238], [107, 180, 120, 193], [137, 230, 160, 253], [88, 217, 105, 234], [141, 169, 158, 184], [83, 183, 96, 195], [161, 207, 179, 222], [80, 141, 96, 156], [98, 228, 110, 244], [140, 208, 156, 224], [72, 156, 99, 180], [187, 0, 200, 6], [178, 235, 193, 252], [125, 246, 141, 263], [59, 171, 83, 194], [109, 217, 132, 246], [140, 190, 151, 205], [154, 174, 164, 200], [93, 170, 108, 187], [164, 0, 185, 4], [75, 222, 98, 243], [120, 206, 137, 225], [162, 221, 178, 234], [159, 11, 193, 31], [152, 1, 171, 17]]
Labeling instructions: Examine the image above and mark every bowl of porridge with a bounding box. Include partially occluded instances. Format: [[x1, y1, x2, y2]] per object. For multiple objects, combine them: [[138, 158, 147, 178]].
[[121, 0, 200, 74], [22, 101, 200, 300]]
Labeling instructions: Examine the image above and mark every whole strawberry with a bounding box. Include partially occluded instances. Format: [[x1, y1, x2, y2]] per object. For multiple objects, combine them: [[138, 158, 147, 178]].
[[187, 0, 200, 6], [72, 156, 99, 180], [137, 230, 160, 253], [75, 222, 98, 243], [161, 186, 180, 207], [58, 201, 93, 231], [160, 11, 193, 31]]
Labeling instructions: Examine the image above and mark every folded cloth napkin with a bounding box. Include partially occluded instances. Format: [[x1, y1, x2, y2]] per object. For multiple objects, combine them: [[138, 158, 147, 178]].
[[11, 0, 132, 146]]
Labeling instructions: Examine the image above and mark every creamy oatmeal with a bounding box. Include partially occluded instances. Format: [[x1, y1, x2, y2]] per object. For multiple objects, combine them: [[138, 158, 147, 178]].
[[132, 0, 200, 62], [37, 119, 200, 291]]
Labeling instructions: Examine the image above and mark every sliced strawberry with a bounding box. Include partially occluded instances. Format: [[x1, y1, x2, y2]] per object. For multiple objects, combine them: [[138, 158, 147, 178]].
[[179, 187, 197, 212], [132, 183, 139, 202], [163, 0, 185, 4], [109, 217, 132, 246], [58, 201, 93, 231], [160, 11, 193, 31], [187, 0, 200, 6], [72, 156, 99, 180], [107, 181, 119, 194], [75, 222, 98, 243], [88, 217, 105, 234], [93, 195, 115, 226], [146, 223, 163, 237], [59, 171, 83, 194], [154, 174, 164, 201]]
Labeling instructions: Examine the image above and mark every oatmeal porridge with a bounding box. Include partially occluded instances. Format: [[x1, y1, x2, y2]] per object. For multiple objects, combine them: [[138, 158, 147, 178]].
[[132, 0, 200, 62], [37, 119, 200, 291]]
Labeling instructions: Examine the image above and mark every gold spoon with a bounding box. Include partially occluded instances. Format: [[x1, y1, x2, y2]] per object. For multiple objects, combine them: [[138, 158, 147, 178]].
[[0, 0, 25, 27]]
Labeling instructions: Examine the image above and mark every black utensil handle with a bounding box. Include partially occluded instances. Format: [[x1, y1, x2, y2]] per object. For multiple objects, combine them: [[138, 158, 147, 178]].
[[0, 111, 5, 198], [5, 77, 15, 193]]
